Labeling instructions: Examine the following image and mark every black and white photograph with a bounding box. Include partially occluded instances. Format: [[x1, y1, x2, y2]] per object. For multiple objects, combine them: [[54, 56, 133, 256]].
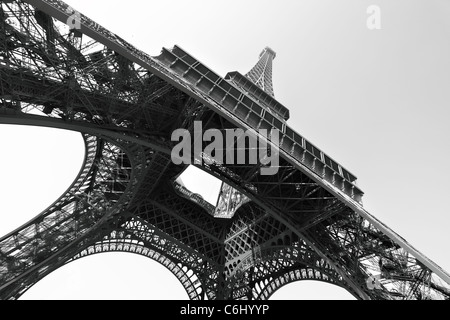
[[0, 0, 449, 303]]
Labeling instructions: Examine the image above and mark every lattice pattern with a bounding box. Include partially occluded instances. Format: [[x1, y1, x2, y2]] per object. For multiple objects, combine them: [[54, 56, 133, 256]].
[[0, 136, 146, 298], [245, 47, 276, 97], [0, 0, 448, 301], [71, 221, 207, 300]]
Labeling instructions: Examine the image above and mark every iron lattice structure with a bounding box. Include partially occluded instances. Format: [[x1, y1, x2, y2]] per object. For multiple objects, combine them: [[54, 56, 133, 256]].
[[0, 0, 449, 300]]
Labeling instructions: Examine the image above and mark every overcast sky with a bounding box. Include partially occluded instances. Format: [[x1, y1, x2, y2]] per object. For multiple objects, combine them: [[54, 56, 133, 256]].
[[1, 0, 449, 300]]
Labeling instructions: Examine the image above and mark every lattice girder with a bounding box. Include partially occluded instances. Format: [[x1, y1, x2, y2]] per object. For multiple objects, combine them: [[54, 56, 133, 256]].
[[236, 251, 355, 300], [131, 196, 225, 264], [0, 0, 449, 301]]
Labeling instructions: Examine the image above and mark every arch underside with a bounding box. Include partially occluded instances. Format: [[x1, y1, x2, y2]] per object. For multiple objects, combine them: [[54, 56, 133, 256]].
[[1, 122, 446, 300], [0, 0, 449, 301], [67, 239, 356, 301]]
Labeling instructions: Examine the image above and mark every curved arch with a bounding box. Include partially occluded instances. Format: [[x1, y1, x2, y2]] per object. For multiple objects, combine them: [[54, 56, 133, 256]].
[[0, 131, 151, 298], [0, 118, 384, 301], [66, 239, 204, 300], [258, 267, 358, 301], [2, 0, 448, 296], [0, 125, 85, 238]]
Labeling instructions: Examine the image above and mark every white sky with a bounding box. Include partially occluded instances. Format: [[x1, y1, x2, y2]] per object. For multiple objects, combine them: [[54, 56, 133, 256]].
[[1, 0, 449, 300], [177, 166, 224, 206]]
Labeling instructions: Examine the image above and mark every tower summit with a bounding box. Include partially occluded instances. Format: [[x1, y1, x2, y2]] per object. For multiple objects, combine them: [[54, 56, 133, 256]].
[[245, 47, 277, 97], [225, 47, 290, 121]]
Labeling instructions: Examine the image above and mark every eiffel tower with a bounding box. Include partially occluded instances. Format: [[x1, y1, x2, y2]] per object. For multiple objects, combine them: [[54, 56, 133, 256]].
[[1, 0, 449, 300]]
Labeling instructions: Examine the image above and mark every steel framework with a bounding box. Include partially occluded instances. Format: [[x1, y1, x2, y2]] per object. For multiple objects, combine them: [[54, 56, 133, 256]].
[[0, 0, 449, 300]]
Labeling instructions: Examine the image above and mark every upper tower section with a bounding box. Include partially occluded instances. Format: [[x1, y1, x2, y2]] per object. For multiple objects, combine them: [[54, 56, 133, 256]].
[[225, 48, 290, 121], [245, 47, 277, 97]]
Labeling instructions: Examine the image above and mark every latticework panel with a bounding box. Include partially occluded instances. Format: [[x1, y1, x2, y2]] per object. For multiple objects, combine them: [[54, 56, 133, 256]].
[[0, 0, 449, 301]]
